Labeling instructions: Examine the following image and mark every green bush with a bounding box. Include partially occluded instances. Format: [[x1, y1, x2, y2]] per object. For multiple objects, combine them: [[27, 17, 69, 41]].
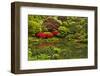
[[28, 21, 42, 34]]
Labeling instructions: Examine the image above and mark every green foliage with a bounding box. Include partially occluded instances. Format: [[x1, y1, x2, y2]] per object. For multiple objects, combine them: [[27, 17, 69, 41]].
[[58, 26, 69, 37], [28, 15, 88, 60], [28, 21, 42, 34], [58, 26, 69, 32], [28, 15, 44, 35]]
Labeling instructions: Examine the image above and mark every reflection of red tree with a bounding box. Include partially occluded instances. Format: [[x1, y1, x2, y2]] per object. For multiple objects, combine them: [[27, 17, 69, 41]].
[[38, 41, 59, 48], [39, 43, 54, 48]]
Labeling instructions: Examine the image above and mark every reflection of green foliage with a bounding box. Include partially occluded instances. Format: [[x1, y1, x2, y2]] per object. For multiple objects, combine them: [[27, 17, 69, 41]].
[[28, 15, 88, 60], [28, 40, 87, 60], [28, 48, 32, 59]]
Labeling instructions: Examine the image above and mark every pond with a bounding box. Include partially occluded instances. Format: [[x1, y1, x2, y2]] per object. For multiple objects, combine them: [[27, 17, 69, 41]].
[[28, 37, 88, 60]]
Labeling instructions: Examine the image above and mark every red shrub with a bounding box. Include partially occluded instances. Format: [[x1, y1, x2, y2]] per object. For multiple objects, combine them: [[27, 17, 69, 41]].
[[46, 33, 54, 38], [52, 31, 60, 36], [35, 32, 54, 38], [36, 32, 46, 38]]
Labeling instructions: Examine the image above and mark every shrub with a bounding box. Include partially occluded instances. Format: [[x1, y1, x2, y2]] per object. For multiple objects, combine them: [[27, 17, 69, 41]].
[[28, 21, 42, 34]]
